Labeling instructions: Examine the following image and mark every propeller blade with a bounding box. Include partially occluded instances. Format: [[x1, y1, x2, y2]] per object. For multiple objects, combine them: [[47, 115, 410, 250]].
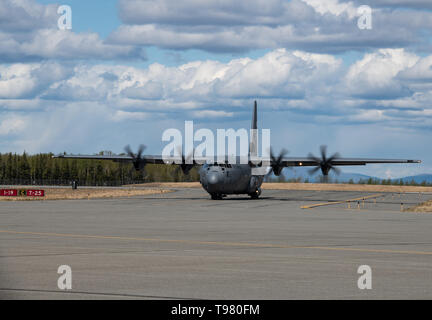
[[137, 144, 146, 158], [124, 145, 134, 158], [307, 153, 320, 164], [278, 148, 288, 162], [327, 152, 341, 163], [175, 146, 195, 175], [308, 166, 321, 175], [330, 165, 341, 176], [307, 145, 342, 181], [270, 148, 288, 176], [320, 145, 327, 162], [185, 149, 194, 165], [124, 144, 147, 171]]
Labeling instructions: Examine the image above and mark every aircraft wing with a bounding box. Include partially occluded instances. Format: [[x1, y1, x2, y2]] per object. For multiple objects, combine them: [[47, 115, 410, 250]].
[[276, 157, 421, 167], [54, 154, 421, 166], [259, 155, 421, 176], [53, 154, 167, 164], [52, 153, 212, 165]]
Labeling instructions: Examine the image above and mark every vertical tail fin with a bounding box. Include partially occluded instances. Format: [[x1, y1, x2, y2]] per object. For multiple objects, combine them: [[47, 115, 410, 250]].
[[252, 100, 257, 130], [249, 100, 258, 156]]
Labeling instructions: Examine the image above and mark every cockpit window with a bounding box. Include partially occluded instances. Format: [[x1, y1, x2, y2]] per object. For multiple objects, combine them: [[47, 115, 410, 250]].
[[206, 163, 232, 168]]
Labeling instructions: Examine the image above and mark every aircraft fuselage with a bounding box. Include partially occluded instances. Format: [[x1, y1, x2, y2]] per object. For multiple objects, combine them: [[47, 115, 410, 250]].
[[199, 163, 264, 199]]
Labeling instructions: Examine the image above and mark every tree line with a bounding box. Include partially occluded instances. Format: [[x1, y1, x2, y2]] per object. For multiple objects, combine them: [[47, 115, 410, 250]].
[[266, 175, 432, 186], [0, 152, 200, 186]]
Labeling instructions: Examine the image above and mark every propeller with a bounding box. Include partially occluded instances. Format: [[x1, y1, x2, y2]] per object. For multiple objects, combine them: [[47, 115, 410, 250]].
[[307, 145, 341, 177], [124, 144, 147, 171], [176, 146, 195, 175], [269, 148, 288, 176]]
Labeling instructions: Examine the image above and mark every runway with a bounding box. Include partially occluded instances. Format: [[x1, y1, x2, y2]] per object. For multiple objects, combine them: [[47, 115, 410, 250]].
[[0, 188, 431, 299]]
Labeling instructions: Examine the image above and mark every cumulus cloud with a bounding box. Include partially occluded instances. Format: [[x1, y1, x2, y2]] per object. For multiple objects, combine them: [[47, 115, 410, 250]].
[[352, 0, 432, 9], [111, 110, 150, 122], [0, 0, 146, 62], [193, 110, 234, 118], [109, 0, 432, 54], [21, 49, 339, 108], [121, 81, 165, 100], [345, 49, 419, 99], [118, 0, 297, 26], [0, 62, 72, 99], [3, 0, 430, 59], [0, 0, 58, 31], [302, 0, 357, 18], [0, 115, 26, 135], [0, 48, 430, 129], [398, 56, 432, 83]]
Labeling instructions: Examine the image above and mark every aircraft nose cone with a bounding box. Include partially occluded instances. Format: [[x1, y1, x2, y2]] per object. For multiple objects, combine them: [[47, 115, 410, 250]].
[[207, 172, 219, 185]]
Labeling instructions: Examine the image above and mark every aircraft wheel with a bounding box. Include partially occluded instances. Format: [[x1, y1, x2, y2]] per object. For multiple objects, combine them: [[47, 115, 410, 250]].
[[249, 188, 261, 199], [210, 193, 222, 200]]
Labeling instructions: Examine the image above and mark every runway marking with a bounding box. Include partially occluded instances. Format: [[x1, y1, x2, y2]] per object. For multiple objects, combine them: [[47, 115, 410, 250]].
[[301, 194, 384, 209], [1, 230, 432, 256], [0, 288, 197, 300]]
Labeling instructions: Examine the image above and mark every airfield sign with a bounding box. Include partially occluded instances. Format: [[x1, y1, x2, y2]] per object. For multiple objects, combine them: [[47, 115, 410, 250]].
[[0, 189, 45, 197], [0, 189, 17, 197]]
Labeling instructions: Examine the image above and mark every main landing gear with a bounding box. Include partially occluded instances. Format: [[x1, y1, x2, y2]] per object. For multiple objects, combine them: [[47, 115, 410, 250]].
[[210, 189, 261, 200], [248, 188, 261, 199], [210, 193, 223, 200]]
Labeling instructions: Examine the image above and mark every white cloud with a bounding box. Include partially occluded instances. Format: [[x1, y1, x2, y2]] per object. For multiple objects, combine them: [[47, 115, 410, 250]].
[[118, 0, 292, 26], [0, 62, 71, 99], [0, 48, 430, 119], [111, 110, 150, 122], [0, 115, 26, 135], [398, 56, 432, 82], [0, 64, 38, 99], [352, 0, 432, 9], [17, 49, 339, 107], [193, 110, 234, 118], [0, 0, 58, 31], [110, 0, 432, 54], [346, 49, 420, 99], [0, 0, 146, 62], [301, 0, 357, 18], [121, 81, 164, 100]]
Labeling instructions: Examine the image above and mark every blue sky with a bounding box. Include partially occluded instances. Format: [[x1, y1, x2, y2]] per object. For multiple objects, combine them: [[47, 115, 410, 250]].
[[1, 0, 432, 178], [37, 0, 121, 38]]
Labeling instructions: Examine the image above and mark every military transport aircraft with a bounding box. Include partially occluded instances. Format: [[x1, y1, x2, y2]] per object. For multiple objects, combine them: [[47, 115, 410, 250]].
[[54, 101, 421, 200]]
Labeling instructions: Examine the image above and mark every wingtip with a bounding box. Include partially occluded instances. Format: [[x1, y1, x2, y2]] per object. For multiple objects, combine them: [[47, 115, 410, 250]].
[[409, 160, 422, 163]]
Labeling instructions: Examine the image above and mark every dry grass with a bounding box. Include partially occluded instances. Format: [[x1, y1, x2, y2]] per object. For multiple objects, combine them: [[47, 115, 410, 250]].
[[262, 182, 432, 193], [126, 182, 202, 188], [405, 200, 432, 213], [0, 187, 171, 201], [128, 182, 432, 193]]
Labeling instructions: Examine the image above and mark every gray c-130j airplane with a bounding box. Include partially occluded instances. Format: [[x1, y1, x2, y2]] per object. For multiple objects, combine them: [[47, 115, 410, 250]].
[[55, 101, 421, 200]]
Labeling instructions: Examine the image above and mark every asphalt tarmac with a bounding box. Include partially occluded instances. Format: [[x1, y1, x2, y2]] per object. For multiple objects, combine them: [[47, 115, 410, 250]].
[[0, 188, 431, 299]]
